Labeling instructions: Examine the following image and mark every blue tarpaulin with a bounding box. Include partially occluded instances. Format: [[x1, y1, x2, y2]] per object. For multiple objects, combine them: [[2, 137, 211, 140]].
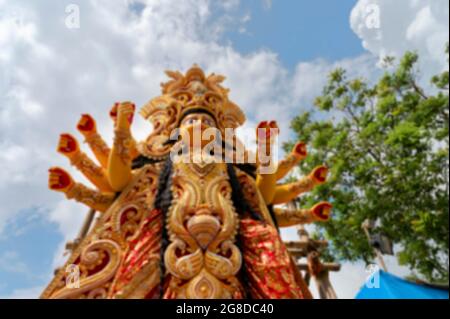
[[356, 270, 449, 299]]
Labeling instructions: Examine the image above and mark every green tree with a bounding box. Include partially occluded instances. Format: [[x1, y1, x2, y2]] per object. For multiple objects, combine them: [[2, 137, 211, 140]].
[[286, 47, 449, 283]]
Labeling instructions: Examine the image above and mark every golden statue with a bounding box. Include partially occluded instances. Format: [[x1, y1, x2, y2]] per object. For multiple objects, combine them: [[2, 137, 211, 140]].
[[42, 65, 331, 299]]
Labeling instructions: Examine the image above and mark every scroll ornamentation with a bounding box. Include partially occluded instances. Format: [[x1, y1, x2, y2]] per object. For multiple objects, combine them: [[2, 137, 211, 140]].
[[41, 165, 161, 299], [164, 159, 242, 299], [50, 239, 122, 299]]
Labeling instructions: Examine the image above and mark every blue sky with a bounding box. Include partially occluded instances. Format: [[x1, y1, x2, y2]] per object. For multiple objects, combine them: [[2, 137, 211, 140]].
[[0, 0, 448, 298], [0, 208, 61, 294], [224, 0, 364, 68]]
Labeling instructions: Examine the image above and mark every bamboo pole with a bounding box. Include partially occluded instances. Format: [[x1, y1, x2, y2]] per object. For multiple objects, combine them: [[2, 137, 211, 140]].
[[362, 220, 388, 272]]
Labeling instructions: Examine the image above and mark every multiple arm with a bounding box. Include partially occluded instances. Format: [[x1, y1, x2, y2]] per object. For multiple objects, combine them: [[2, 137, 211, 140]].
[[48, 102, 139, 212], [274, 202, 332, 227], [271, 165, 328, 205], [107, 102, 135, 191], [50, 107, 331, 225], [48, 167, 114, 212], [77, 114, 111, 168], [254, 121, 332, 227], [275, 142, 307, 180], [255, 121, 279, 204], [57, 133, 112, 192]]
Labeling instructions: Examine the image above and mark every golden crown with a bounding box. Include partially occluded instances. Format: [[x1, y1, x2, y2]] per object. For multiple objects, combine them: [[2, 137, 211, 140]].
[[138, 65, 246, 159]]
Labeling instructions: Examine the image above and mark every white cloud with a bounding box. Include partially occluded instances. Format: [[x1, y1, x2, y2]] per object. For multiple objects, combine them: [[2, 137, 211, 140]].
[[220, 0, 240, 11], [291, 54, 379, 109], [350, 0, 449, 81]]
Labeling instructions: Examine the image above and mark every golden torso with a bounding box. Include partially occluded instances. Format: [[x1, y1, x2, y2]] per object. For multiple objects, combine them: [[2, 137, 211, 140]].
[[164, 154, 243, 298]]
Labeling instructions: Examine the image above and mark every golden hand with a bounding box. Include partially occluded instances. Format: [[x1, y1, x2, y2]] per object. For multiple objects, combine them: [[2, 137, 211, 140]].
[[275, 141, 308, 181], [292, 142, 307, 159], [77, 114, 97, 137], [255, 120, 279, 204], [310, 202, 332, 221], [48, 167, 74, 193], [309, 165, 328, 185], [57, 133, 79, 159], [256, 121, 279, 151], [115, 102, 135, 130]]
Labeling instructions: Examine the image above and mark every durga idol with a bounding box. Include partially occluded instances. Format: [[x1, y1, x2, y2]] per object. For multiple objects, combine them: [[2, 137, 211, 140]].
[[41, 65, 331, 299]]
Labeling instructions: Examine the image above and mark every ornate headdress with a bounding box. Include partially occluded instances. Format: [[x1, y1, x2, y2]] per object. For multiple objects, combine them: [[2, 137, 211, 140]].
[[138, 65, 246, 159]]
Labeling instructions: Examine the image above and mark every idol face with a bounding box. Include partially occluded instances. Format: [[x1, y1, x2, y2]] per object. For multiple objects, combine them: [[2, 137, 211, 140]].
[[174, 112, 222, 160], [179, 112, 217, 130]]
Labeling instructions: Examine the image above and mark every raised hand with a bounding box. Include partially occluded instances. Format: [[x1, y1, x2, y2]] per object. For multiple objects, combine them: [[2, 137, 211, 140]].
[[255, 120, 279, 204], [293, 142, 307, 159], [309, 165, 328, 184], [276, 141, 308, 181], [108, 102, 136, 191], [272, 165, 329, 205], [48, 167, 113, 212], [310, 201, 332, 221], [57, 133, 79, 158], [273, 201, 332, 227], [57, 133, 112, 192], [256, 121, 279, 157], [116, 102, 135, 130], [77, 114, 97, 136], [77, 114, 111, 168], [48, 167, 74, 192]]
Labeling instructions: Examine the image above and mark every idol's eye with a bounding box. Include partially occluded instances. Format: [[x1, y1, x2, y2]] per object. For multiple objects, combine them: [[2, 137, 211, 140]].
[[182, 117, 197, 126], [203, 118, 214, 126]]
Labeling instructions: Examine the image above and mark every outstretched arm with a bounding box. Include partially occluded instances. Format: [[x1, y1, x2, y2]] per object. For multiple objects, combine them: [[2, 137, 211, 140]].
[[77, 114, 111, 168], [107, 102, 136, 191], [48, 167, 114, 212], [57, 133, 113, 192], [109, 103, 140, 160], [272, 165, 328, 205], [255, 121, 279, 204], [274, 202, 332, 227], [275, 142, 307, 181]]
